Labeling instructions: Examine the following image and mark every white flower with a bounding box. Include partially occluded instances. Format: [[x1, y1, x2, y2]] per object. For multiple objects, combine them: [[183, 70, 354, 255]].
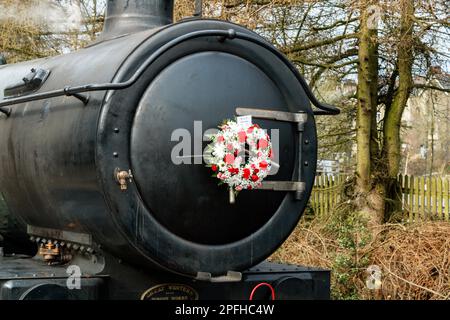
[[207, 120, 273, 193]]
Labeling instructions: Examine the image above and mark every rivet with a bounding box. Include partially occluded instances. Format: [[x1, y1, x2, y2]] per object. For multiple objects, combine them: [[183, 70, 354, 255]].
[[304, 139, 310, 145], [227, 29, 236, 39], [114, 128, 120, 133], [304, 161, 309, 166], [113, 152, 119, 158]]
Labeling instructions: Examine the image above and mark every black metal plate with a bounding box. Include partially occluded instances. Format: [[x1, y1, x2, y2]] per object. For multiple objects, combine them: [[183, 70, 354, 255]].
[[96, 19, 318, 277], [130, 51, 293, 244]]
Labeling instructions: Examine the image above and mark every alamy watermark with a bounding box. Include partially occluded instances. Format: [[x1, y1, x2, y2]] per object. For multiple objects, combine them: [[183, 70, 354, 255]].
[[66, 265, 81, 290], [366, 265, 382, 290], [170, 121, 281, 175], [367, 5, 382, 30]]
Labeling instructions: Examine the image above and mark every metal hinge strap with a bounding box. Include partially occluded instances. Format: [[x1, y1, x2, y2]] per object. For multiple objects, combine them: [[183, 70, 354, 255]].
[[236, 107, 307, 130], [235, 107, 308, 200], [257, 181, 305, 192], [196, 271, 242, 283]]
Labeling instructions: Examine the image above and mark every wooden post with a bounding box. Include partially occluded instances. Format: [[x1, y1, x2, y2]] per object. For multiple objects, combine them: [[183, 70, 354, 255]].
[[319, 175, 324, 217], [426, 176, 431, 219], [399, 174, 404, 215], [436, 177, 442, 220], [327, 175, 332, 215], [414, 176, 419, 222], [431, 177, 436, 217], [313, 176, 319, 217], [404, 175, 409, 219], [420, 176, 425, 220], [332, 175, 336, 211], [324, 175, 329, 216], [444, 178, 449, 221]]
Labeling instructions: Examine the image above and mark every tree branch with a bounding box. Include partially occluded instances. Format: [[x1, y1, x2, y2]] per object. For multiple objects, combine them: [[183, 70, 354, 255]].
[[285, 33, 358, 53], [413, 84, 450, 93]]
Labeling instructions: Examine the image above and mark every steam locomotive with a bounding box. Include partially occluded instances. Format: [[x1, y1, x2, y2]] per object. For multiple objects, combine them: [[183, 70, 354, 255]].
[[0, 0, 338, 300]]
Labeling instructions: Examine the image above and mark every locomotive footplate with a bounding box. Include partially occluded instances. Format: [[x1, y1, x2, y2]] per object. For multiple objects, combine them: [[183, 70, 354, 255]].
[[0, 255, 106, 300], [0, 252, 330, 300]]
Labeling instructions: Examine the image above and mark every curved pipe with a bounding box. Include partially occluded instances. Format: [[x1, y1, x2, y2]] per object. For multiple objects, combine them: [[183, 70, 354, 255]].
[[0, 29, 340, 116], [249, 282, 276, 300]]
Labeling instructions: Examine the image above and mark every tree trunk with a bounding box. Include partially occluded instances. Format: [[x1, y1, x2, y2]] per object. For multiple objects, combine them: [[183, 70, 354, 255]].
[[381, 0, 415, 217], [355, 0, 384, 226]]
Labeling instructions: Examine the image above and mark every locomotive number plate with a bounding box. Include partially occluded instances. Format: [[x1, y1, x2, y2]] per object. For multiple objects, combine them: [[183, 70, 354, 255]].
[[140, 283, 199, 300]]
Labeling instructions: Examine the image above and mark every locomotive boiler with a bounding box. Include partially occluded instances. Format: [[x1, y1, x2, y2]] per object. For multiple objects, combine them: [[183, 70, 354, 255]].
[[0, 0, 338, 300]]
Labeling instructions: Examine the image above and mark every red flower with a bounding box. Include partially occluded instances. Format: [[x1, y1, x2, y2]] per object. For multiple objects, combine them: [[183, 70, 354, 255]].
[[243, 168, 251, 179], [259, 160, 268, 170], [258, 139, 268, 149], [228, 167, 239, 175], [247, 126, 254, 134], [247, 186, 252, 190], [251, 174, 259, 182], [238, 131, 247, 143], [224, 154, 235, 164], [227, 143, 234, 151], [253, 168, 260, 174], [211, 165, 218, 172], [217, 136, 224, 143]]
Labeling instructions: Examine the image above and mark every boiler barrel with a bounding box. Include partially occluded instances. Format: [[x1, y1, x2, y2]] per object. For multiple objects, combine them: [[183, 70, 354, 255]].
[[0, 20, 317, 277]]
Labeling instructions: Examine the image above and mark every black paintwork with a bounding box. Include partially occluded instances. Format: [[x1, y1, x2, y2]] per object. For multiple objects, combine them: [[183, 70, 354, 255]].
[[0, 255, 330, 300], [0, 0, 339, 300], [0, 18, 320, 278], [96, 20, 318, 276]]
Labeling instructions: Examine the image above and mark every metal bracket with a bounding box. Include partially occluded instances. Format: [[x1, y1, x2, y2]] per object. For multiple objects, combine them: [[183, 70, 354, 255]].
[[257, 181, 305, 192], [194, 0, 203, 17], [235, 107, 308, 200], [4, 68, 51, 99], [236, 107, 307, 128], [27, 225, 92, 246], [196, 271, 242, 283]]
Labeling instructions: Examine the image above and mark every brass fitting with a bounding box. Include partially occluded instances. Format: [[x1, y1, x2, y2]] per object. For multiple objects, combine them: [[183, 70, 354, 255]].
[[39, 242, 60, 264], [115, 169, 133, 191]]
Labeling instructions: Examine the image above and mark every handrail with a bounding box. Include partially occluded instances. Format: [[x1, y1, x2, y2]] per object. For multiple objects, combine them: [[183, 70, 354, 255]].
[[0, 29, 340, 117]]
